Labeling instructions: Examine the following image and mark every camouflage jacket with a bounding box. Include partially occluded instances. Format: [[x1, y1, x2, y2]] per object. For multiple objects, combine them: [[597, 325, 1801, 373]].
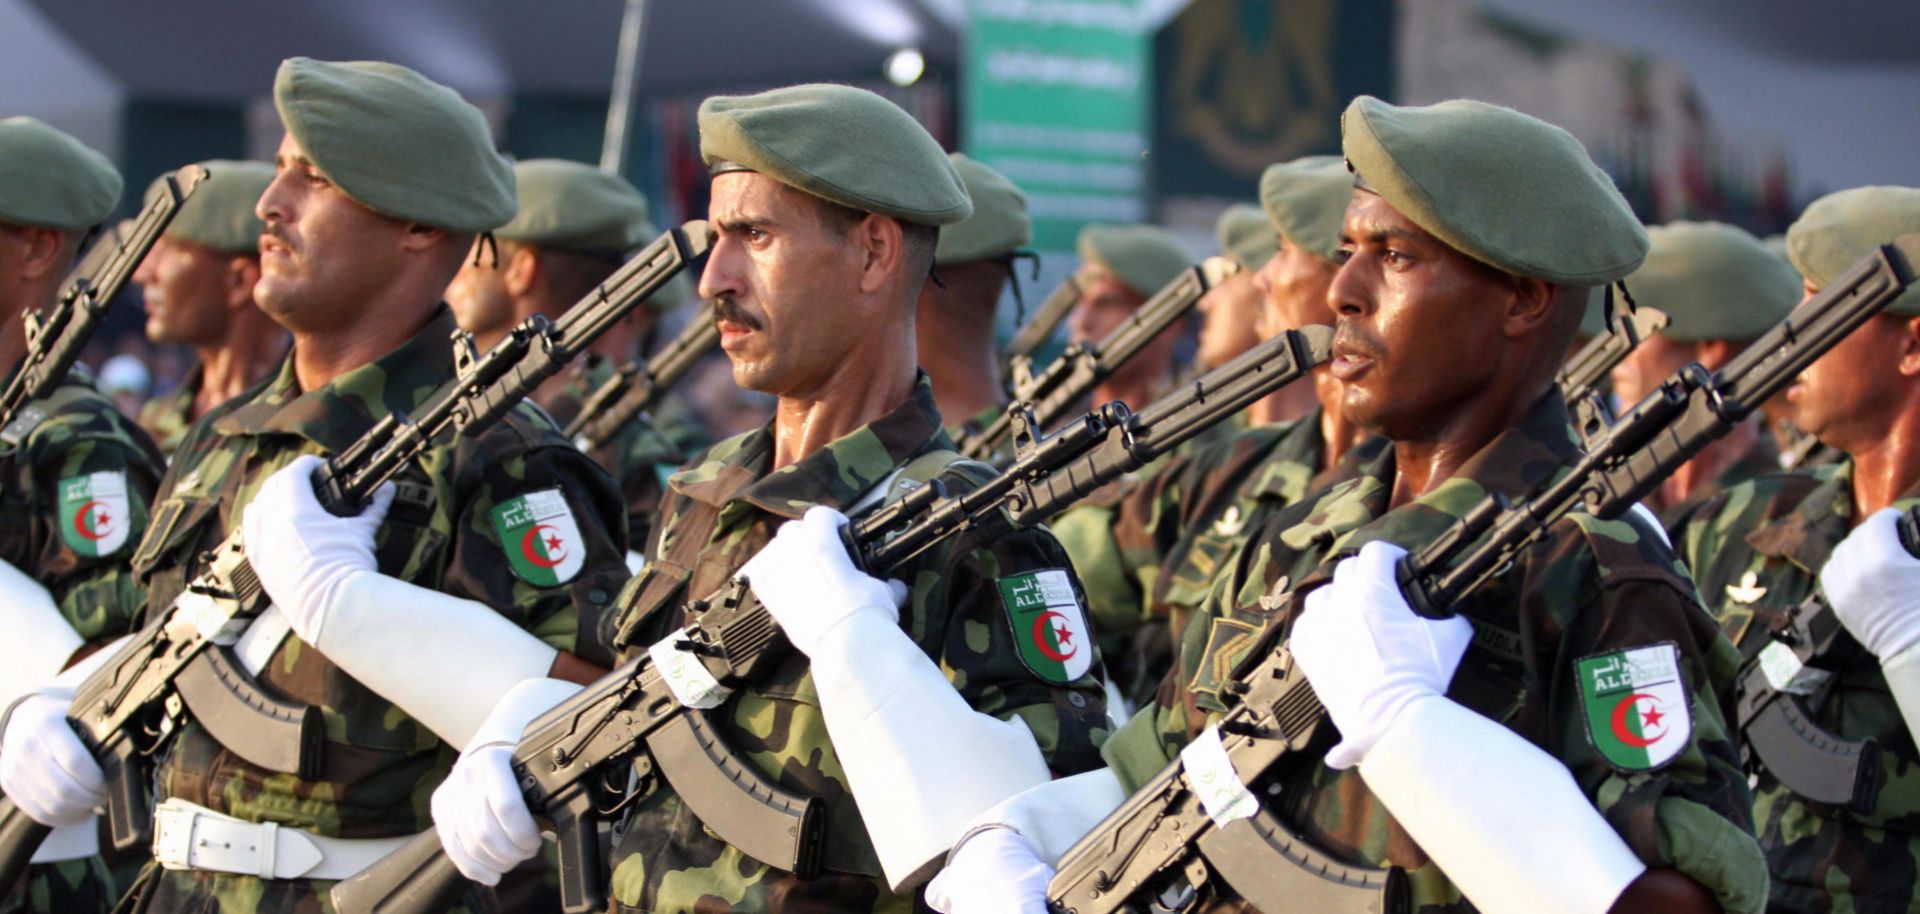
[[1678, 461, 1920, 914], [1101, 393, 1767, 914], [1054, 407, 1383, 705], [136, 361, 201, 460], [604, 374, 1111, 913], [1659, 430, 1781, 539], [130, 306, 630, 849], [0, 367, 163, 648], [543, 355, 689, 550]]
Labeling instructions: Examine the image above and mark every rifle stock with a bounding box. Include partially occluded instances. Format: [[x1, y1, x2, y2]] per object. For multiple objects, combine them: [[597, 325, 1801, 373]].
[[1049, 236, 1920, 914], [0, 222, 711, 891], [332, 325, 1333, 914]]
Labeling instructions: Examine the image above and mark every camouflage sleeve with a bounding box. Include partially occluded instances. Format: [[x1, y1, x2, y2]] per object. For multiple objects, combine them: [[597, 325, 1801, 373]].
[[916, 521, 1113, 776], [441, 431, 631, 667], [1547, 535, 1767, 914], [26, 412, 164, 644]]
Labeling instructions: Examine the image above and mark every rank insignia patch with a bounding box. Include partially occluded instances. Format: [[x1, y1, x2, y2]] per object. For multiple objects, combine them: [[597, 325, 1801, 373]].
[[1577, 643, 1692, 772], [998, 569, 1092, 685]]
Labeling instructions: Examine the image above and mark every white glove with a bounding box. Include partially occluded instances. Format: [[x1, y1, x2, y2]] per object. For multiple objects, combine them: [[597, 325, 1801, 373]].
[[1821, 507, 1920, 659], [1292, 541, 1474, 769], [737, 506, 908, 656], [0, 692, 105, 827], [432, 742, 541, 886], [925, 827, 1052, 914], [240, 454, 395, 644]]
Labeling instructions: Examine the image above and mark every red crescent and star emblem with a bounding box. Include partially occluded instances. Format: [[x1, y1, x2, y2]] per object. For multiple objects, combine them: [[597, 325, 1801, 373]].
[[519, 523, 568, 568], [72, 500, 113, 541], [1609, 692, 1668, 748], [1030, 611, 1078, 662]]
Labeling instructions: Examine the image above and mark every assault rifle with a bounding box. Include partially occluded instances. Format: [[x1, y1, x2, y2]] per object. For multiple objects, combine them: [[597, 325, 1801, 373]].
[[1727, 507, 1920, 812], [327, 325, 1334, 914], [0, 221, 712, 891], [959, 258, 1236, 462], [1557, 302, 1670, 446], [1000, 274, 1083, 390], [562, 318, 720, 453], [0, 166, 206, 433], [1047, 236, 1920, 914]]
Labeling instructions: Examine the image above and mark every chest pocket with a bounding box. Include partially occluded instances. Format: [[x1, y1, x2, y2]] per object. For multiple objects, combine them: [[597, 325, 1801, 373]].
[[130, 494, 226, 618]]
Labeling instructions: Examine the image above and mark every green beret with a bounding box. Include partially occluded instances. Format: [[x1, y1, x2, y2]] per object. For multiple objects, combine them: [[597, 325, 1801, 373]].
[[1257, 155, 1352, 265], [1341, 96, 1647, 286], [273, 57, 516, 233], [699, 83, 971, 226], [935, 154, 1031, 265], [497, 159, 651, 254], [1788, 186, 1920, 317], [1215, 204, 1277, 272], [1077, 224, 1191, 298], [0, 116, 121, 231], [1629, 222, 1799, 342], [144, 160, 272, 254]]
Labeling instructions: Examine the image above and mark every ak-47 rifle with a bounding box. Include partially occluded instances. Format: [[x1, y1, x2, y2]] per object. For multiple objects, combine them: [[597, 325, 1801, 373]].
[[1727, 506, 1920, 812], [0, 221, 712, 892], [959, 258, 1237, 462], [562, 317, 720, 453], [327, 325, 1334, 914], [1046, 236, 1920, 914], [1000, 273, 1083, 390], [1557, 301, 1670, 446], [0, 166, 206, 433]]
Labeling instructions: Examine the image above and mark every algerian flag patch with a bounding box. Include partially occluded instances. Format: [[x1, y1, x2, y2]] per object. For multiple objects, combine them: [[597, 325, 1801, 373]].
[[998, 569, 1092, 685], [491, 489, 585, 586], [1577, 643, 1691, 772], [57, 471, 131, 556]]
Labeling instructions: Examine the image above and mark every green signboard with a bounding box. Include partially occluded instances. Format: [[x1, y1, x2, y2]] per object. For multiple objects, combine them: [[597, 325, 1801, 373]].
[[962, 0, 1152, 249]]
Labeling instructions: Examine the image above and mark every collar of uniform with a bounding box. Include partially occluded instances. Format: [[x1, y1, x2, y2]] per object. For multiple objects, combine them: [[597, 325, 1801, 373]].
[[1245, 407, 1327, 503], [1281, 391, 1582, 561], [210, 305, 459, 453], [670, 372, 947, 519]]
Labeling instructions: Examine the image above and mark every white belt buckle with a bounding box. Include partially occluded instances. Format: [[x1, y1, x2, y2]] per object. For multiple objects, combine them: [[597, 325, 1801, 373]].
[[150, 799, 201, 871]]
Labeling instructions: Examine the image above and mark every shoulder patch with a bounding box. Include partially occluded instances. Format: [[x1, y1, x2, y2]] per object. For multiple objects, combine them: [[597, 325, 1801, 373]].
[[998, 568, 1093, 685], [491, 488, 585, 586], [57, 470, 132, 556], [1576, 642, 1692, 773]]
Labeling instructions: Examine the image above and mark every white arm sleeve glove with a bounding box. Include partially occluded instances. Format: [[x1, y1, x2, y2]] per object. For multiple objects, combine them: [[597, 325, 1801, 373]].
[[740, 506, 1055, 890], [1820, 506, 1920, 735], [924, 768, 1129, 914], [0, 558, 83, 708], [432, 677, 583, 886], [243, 455, 562, 748], [1359, 697, 1647, 914], [1294, 542, 1645, 914]]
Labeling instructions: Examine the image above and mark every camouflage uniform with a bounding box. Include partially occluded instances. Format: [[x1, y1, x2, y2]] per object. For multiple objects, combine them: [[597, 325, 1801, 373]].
[[115, 307, 630, 913], [1056, 407, 1384, 705], [1102, 393, 1766, 914], [604, 375, 1111, 913], [1659, 433, 1781, 537], [136, 361, 202, 460], [0, 369, 163, 914], [1678, 460, 1920, 913], [542, 355, 688, 550]]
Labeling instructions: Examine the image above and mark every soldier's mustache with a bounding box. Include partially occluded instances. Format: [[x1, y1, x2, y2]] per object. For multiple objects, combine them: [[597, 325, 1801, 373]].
[[1331, 325, 1383, 360], [710, 297, 762, 331]]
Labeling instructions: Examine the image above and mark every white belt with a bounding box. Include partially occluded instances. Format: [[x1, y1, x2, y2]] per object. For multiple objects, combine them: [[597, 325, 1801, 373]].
[[152, 798, 416, 881]]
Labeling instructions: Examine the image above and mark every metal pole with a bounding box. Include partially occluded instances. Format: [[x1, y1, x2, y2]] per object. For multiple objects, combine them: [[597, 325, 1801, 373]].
[[600, 0, 648, 175]]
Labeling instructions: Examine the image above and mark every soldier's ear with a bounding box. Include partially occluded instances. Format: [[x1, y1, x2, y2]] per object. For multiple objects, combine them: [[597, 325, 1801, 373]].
[[1499, 274, 1557, 340], [502, 245, 539, 298], [1896, 314, 1920, 379], [225, 255, 262, 311]]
